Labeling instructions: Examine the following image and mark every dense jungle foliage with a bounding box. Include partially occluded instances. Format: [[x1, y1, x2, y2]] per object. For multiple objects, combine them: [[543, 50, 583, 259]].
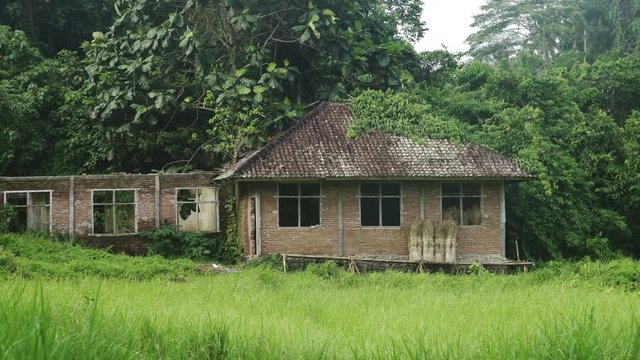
[[1, 0, 640, 259]]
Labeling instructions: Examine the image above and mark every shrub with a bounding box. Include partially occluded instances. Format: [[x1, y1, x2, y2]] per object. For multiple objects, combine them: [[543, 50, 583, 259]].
[[145, 226, 210, 260], [144, 225, 239, 262], [306, 261, 342, 279], [0, 204, 16, 233], [245, 253, 283, 270], [467, 262, 488, 275], [531, 258, 640, 291]]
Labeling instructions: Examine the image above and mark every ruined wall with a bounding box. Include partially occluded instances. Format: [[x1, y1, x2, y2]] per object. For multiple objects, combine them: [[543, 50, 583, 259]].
[[0, 173, 228, 254]]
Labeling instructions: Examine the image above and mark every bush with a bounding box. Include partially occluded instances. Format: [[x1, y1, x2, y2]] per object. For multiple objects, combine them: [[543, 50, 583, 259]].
[[531, 258, 640, 291], [245, 253, 283, 270], [467, 262, 489, 275], [0, 204, 16, 233], [144, 226, 210, 259], [306, 261, 342, 279], [144, 226, 239, 262]]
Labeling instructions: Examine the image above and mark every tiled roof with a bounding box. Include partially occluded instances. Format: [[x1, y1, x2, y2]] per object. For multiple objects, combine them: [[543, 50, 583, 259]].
[[220, 102, 533, 180]]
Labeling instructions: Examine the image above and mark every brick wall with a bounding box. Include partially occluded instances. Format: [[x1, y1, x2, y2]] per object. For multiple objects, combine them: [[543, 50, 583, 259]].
[[0, 173, 227, 254], [239, 180, 505, 259], [1, 174, 504, 257], [0, 178, 71, 235]]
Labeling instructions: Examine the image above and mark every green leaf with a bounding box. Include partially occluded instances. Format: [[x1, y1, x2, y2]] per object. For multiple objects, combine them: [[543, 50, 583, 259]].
[[300, 30, 311, 43], [308, 22, 321, 39], [92, 32, 106, 42], [222, 79, 235, 90], [154, 94, 165, 109], [322, 8, 336, 18], [236, 85, 251, 95], [341, 65, 349, 77], [253, 85, 267, 94], [235, 68, 247, 78], [267, 63, 277, 72], [357, 74, 373, 83], [132, 104, 148, 122], [377, 55, 391, 67], [354, 20, 363, 32]]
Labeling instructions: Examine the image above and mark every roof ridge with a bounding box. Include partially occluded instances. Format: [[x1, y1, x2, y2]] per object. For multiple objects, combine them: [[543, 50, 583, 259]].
[[226, 102, 331, 178]]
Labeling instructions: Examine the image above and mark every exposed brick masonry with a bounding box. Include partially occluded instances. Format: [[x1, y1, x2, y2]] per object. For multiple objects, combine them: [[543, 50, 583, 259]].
[[0, 173, 226, 254], [239, 180, 504, 259]]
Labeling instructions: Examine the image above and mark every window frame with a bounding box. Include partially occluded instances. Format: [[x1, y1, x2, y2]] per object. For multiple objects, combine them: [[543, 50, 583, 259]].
[[2, 190, 53, 233], [359, 182, 402, 228], [91, 189, 138, 236], [276, 182, 322, 228], [175, 187, 221, 233], [440, 183, 484, 227]]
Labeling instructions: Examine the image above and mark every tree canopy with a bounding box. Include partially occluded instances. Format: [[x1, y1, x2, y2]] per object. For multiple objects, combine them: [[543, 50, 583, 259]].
[[467, 0, 640, 65], [81, 0, 425, 169]]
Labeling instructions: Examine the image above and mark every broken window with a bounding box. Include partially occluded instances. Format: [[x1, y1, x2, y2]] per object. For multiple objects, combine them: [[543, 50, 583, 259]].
[[360, 183, 401, 227], [177, 188, 219, 232], [3, 191, 51, 232], [441, 183, 483, 226], [93, 190, 136, 234], [278, 183, 320, 227]]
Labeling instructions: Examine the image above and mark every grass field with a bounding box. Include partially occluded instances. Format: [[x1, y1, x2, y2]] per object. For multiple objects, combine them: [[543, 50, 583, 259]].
[[1, 234, 640, 359]]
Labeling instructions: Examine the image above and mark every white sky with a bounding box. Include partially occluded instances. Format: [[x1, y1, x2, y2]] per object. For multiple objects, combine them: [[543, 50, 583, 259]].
[[414, 0, 488, 53]]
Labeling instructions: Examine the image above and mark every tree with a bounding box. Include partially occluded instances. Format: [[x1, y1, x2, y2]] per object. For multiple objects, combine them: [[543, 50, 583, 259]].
[[0, 25, 102, 176], [0, 0, 115, 54], [467, 0, 582, 64], [83, 0, 426, 170], [467, 0, 640, 66], [612, 0, 640, 53]]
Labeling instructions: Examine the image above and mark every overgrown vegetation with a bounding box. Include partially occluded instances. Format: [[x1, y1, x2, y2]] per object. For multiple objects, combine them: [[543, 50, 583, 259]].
[[350, 56, 640, 259], [0, 251, 640, 359], [142, 195, 240, 263], [0, 205, 15, 233], [144, 224, 239, 262], [0, 233, 638, 358], [0, 233, 196, 280], [2, 0, 640, 260], [223, 197, 241, 261]]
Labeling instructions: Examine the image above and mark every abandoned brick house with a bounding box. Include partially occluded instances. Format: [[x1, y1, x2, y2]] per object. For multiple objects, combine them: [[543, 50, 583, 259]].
[[217, 102, 532, 260], [0, 102, 532, 260]]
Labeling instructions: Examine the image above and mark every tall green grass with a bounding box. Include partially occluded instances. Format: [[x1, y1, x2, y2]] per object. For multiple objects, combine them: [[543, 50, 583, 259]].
[[1, 269, 639, 359], [1, 234, 639, 359], [0, 233, 195, 280]]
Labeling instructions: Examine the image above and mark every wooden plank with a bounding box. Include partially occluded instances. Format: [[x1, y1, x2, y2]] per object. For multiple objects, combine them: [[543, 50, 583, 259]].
[[283, 253, 533, 266]]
